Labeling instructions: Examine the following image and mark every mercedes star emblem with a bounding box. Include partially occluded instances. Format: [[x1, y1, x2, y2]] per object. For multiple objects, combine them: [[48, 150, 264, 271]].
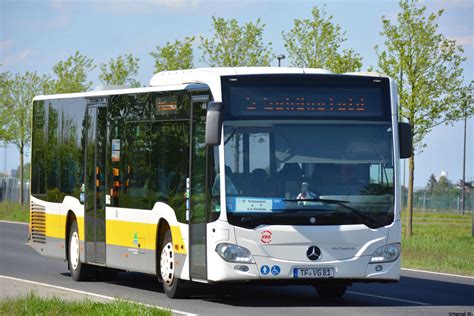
[[306, 246, 321, 261]]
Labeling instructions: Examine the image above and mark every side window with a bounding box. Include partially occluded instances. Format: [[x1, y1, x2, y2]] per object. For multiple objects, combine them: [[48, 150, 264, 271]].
[[31, 101, 47, 197], [46, 100, 63, 202], [152, 121, 189, 221], [108, 91, 191, 214]]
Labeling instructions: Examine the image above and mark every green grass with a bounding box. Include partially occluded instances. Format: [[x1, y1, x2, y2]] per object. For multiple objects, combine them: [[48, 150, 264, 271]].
[[402, 211, 474, 276], [0, 201, 29, 223], [0, 292, 170, 316]]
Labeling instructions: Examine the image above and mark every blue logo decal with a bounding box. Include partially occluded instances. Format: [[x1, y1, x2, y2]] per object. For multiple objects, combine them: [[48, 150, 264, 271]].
[[260, 265, 270, 275], [271, 265, 281, 275]]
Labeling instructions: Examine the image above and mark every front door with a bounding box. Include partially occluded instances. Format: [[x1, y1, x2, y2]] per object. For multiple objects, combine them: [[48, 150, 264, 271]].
[[84, 101, 107, 265], [189, 96, 209, 280]]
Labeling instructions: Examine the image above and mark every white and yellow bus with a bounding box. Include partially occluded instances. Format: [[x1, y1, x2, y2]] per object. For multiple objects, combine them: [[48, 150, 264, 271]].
[[30, 67, 411, 298]]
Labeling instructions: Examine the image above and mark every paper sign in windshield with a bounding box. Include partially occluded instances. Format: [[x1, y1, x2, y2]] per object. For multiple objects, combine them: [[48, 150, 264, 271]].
[[226, 197, 285, 213]]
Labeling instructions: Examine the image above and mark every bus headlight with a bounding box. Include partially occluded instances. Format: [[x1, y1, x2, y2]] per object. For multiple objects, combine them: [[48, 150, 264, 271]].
[[215, 243, 255, 263], [369, 243, 400, 263]]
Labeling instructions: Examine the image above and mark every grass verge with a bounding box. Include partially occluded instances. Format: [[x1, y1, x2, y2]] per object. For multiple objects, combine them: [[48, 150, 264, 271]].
[[0, 292, 170, 316], [0, 201, 29, 222], [402, 211, 474, 276]]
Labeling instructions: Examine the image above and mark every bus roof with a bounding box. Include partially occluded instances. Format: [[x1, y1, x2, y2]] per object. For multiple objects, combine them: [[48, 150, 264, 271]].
[[149, 67, 387, 102], [33, 83, 208, 101], [33, 67, 387, 102]]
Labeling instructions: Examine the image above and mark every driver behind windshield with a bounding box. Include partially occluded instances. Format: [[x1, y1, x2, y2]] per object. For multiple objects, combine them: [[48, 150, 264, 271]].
[[296, 182, 317, 205]]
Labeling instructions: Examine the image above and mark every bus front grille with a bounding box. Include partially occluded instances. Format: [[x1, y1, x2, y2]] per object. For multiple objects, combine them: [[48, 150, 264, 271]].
[[31, 202, 46, 244]]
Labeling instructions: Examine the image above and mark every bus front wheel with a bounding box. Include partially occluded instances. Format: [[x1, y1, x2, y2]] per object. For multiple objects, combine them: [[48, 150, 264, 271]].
[[68, 220, 95, 281], [160, 230, 188, 298]]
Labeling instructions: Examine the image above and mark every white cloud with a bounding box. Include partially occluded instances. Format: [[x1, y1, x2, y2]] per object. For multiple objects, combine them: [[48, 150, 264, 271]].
[[0, 40, 14, 50], [1, 49, 33, 67], [451, 35, 474, 46]]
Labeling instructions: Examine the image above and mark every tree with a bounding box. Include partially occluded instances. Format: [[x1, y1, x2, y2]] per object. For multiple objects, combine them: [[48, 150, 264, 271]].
[[0, 71, 12, 142], [52, 51, 96, 93], [426, 174, 437, 193], [200, 17, 273, 67], [150, 37, 194, 73], [99, 54, 140, 87], [375, 0, 473, 237], [433, 175, 452, 194], [2, 71, 51, 203], [282, 6, 362, 73]]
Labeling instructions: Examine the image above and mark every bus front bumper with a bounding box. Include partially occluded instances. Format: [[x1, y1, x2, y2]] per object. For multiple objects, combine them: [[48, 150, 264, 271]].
[[207, 253, 401, 283]]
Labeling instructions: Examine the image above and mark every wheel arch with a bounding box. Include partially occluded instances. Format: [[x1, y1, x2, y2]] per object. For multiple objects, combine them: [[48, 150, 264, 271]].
[[65, 210, 77, 261], [156, 218, 170, 275]]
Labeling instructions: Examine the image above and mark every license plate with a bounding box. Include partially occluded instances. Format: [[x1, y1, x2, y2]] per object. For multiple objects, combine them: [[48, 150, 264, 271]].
[[293, 267, 335, 278]]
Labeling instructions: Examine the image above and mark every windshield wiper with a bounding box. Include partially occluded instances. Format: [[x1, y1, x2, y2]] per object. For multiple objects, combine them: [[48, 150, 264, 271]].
[[283, 198, 379, 227]]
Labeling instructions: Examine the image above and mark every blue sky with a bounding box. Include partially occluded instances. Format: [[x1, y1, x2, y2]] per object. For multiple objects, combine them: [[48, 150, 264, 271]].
[[1, 0, 473, 187]]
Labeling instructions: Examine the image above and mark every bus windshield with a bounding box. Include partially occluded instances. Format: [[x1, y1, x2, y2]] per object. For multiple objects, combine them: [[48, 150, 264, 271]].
[[216, 121, 395, 228]]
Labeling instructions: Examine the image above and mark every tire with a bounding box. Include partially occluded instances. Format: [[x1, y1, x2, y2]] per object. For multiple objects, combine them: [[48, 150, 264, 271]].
[[159, 230, 188, 298], [315, 283, 347, 299], [68, 220, 95, 281]]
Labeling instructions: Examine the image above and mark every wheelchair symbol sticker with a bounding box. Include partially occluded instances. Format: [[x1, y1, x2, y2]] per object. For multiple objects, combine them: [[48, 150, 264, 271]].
[[271, 265, 281, 275]]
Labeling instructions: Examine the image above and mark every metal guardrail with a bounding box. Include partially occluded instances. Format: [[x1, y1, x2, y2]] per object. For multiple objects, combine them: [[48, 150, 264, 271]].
[[0, 177, 30, 203]]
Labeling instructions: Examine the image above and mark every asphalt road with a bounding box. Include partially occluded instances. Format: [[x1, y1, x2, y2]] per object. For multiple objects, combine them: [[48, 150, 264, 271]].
[[1, 221, 473, 315]]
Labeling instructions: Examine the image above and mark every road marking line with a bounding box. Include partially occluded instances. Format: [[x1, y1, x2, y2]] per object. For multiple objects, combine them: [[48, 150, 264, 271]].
[[0, 220, 28, 226], [402, 268, 474, 280], [347, 291, 430, 306], [0, 275, 197, 316]]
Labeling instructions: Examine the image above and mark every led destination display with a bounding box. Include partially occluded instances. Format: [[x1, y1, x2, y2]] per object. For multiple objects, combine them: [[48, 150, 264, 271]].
[[229, 86, 384, 118], [222, 75, 391, 120]]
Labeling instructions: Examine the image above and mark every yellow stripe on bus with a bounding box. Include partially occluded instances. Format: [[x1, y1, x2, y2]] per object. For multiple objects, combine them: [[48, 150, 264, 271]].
[[43, 215, 187, 255], [106, 220, 151, 250], [170, 225, 186, 254], [44, 214, 84, 242]]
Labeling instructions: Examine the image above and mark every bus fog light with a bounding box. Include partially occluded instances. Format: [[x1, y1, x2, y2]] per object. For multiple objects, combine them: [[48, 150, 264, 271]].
[[370, 243, 400, 263], [375, 265, 383, 272], [215, 243, 255, 263], [234, 265, 249, 272]]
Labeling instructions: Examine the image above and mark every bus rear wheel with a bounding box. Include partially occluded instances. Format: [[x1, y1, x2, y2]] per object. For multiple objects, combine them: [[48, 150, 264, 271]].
[[68, 220, 95, 281], [314, 283, 347, 299], [159, 230, 188, 298]]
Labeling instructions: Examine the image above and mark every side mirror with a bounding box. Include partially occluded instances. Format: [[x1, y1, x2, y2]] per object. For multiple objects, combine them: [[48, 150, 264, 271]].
[[205, 102, 223, 146], [399, 122, 412, 159]]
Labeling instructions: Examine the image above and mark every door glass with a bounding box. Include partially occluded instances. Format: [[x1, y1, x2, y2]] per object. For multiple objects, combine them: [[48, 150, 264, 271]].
[[85, 107, 96, 261], [95, 107, 107, 263], [190, 99, 208, 279], [84, 105, 107, 264]]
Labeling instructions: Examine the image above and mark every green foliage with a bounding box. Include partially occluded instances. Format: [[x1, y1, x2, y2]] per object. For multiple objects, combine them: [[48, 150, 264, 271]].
[[0, 71, 12, 142], [402, 211, 474, 276], [200, 17, 273, 67], [282, 6, 362, 73], [375, 0, 472, 150], [0, 292, 170, 315], [375, 0, 472, 237], [52, 51, 96, 93], [99, 54, 141, 87], [426, 174, 437, 193], [0, 201, 30, 222], [150, 37, 194, 73]]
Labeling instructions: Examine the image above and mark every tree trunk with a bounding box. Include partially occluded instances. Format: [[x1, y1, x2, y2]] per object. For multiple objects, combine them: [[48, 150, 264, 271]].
[[406, 154, 415, 237], [19, 143, 24, 204]]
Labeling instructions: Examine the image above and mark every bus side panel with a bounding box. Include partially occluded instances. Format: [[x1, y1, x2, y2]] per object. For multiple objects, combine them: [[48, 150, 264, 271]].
[[30, 196, 85, 261], [104, 202, 188, 276]]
